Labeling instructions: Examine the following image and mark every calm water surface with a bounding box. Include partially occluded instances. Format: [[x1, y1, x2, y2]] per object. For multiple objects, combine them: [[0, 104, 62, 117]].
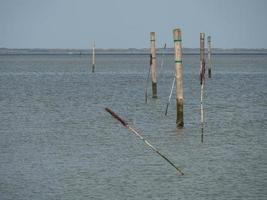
[[0, 54, 266, 199]]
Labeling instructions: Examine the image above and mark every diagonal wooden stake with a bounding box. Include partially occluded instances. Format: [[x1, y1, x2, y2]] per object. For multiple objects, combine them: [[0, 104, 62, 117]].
[[105, 107, 184, 175], [165, 76, 176, 116]]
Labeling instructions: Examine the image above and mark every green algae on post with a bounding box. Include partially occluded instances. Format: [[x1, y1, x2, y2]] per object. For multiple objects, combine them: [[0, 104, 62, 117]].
[[173, 28, 184, 128]]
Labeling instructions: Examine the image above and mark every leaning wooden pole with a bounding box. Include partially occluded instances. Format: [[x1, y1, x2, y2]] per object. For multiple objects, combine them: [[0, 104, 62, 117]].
[[207, 36, 212, 78], [150, 32, 157, 98], [92, 41, 95, 73], [105, 107, 184, 175], [200, 33, 205, 142], [173, 28, 184, 128], [165, 76, 175, 116]]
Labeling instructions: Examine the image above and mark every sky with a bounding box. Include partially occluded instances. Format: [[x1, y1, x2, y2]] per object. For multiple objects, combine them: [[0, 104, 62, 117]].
[[1, 0, 267, 49]]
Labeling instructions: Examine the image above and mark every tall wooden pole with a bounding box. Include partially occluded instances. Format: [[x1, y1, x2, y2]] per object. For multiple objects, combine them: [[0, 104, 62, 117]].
[[150, 32, 157, 98], [200, 33, 205, 142], [207, 36, 212, 78], [200, 33, 205, 84], [173, 28, 183, 128], [92, 41, 95, 73]]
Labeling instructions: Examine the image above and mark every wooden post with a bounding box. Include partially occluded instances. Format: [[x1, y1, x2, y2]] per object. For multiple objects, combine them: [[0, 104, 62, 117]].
[[200, 33, 205, 142], [92, 41, 95, 73], [200, 33, 205, 84], [207, 36, 212, 78], [150, 32, 157, 98], [173, 28, 183, 128]]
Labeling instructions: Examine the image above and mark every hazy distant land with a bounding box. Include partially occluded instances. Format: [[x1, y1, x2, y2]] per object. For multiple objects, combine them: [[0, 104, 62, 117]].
[[0, 48, 267, 55]]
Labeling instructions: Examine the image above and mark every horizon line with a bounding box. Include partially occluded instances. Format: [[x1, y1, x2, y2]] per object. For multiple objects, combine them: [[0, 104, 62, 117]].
[[1, 47, 267, 50]]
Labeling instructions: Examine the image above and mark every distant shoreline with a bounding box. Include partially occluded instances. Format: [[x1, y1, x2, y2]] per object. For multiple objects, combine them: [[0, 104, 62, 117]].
[[1, 48, 267, 55]]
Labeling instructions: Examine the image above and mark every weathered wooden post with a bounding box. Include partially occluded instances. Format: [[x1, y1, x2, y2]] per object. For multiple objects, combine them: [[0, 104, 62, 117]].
[[150, 32, 157, 98], [200, 33, 205, 142], [173, 28, 183, 128], [92, 41, 95, 73], [207, 36, 212, 78], [200, 33, 205, 84]]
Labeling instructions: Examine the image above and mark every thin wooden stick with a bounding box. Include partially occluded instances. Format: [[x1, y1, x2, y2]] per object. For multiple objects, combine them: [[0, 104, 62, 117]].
[[165, 76, 176, 116], [92, 41, 95, 73], [200, 80, 204, 143], [207, 36, 212, 78], [145, 54, 152, 103], [159, 43, 167, 74], [105, 107, 184, 175]]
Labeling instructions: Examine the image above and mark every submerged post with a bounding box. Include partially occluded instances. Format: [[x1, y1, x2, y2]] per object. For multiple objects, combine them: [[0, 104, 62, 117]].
[[207, 36, 212, 78], [173, 28, 183, 128], [150, 32, 157, 98], [92, 41, 95, 73]]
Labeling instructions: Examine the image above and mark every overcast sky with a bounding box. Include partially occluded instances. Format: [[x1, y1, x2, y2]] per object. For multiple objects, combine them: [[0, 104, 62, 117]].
[[1, 0, 267, 49]]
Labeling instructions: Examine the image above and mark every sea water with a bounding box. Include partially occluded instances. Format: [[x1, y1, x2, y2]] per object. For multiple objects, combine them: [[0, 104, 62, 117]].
[[0, 53, 266, 199]]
